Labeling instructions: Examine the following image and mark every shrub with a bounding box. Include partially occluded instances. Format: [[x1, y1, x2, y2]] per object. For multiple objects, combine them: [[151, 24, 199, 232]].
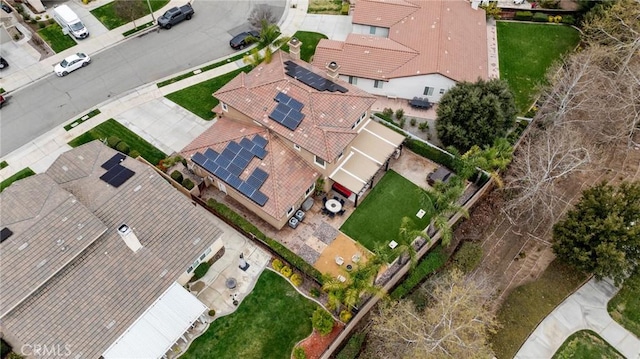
[[129, 150, 141, 158], [339, 310, 352, 323], [6, 353, 24, 359], [395, 108, 404, 121], [561, 15, 575, 25], [115, 141, 130, 154], [162, 155, 184, 168], [514, 11, 533, 21], [340, 3, 349, 15], [170, 170, 183, 183], [290, 273, 303, 286], [453, 242, 483, 273], [38, 21, 46, 28], [532, 12, 549, 22], [309, 287, 321, 298], [48, 19, 55, 26], [404, 139, 455, 169], [280, 266, 293, 278], [398, 118, 406, 128], [382, 107, 393, 118], [293, 347, 308, 359], [312, 308, 335, 335], [539, 0, 559, 8], [272, 258, 284, 271], [410, 118, 417, 127], [34, 15, 41, 20], [208, 309, 216, 316], [418, 121, 429, 132], [1, 339, 12, 358], [336, 332, 366, 359], [107, 136, 121, 148], [182, 178, 195, 190], [193, 262, 210, 280], [391, 246, 446, 299]]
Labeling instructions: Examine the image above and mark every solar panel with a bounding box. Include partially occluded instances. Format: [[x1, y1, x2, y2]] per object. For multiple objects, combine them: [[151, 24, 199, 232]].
[[284, 60, 349, 93], [110, 167, 135, 188], [239, 182, 256, 197], [239, 138, 254, 150], [232, 155, 250, 169], [250, 191, 269, 206], [237, 148, 254, 161], [269, 109, 286, 123], [215, 167, 231, 182], [253, 135, 268, 148], [282, 116, 299, 131], [252, 168, 269, 182], [191, 152, 207, 166], [101, 153, 126, 170], [204, 148, 219, 162], [221, 148, 235, 161], [215, 155, 230, 169], [246, 175, 263, 188], [227, 163, 243, 177], [251, 146, 267, 160], [275, 92, 289, 103], [288, 98, 304, 111], [100, 164, 124, 183], [203, 160, 219, 174], [226, 175, 242, 189], [227, 141, 242, 154]]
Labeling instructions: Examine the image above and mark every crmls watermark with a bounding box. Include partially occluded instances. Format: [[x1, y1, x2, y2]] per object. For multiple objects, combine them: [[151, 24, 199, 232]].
[[21, 344, 72, 357]]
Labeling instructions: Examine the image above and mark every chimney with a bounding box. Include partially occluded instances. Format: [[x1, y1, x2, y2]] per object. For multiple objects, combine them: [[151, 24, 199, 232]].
[[288, 37, 302, 60], [117, 224, 142, 253], [326, 61, 340, 80]]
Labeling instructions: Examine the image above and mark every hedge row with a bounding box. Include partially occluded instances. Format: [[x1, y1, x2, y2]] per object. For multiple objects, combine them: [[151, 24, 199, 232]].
[[390, 246, 447, 300], [206, 198, 324, 284], [404, 139, 455, 169], [514, 11, 575, 24]]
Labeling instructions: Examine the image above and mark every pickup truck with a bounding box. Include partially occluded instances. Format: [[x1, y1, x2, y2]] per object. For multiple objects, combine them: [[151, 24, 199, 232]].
[[158, 3, 194, 29]]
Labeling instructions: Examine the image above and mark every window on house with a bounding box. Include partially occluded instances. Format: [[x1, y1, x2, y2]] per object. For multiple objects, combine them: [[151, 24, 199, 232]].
[[287, 207, 295, 216], [352, 113, 366, 129], [221, 102, 228, 112], [337, 151, 344, 161], [439, 88, 446, 94], [374, 80, 383, 89], [199, 252, 207, 260], [305, 183, 315, 196], [348, 76, 357, 85], [423, 87, 434, 96], [293, 143, 301, 151], [369, 26, 376, 35], [186, 265, 194, 274], [314, 156, 326, 168]]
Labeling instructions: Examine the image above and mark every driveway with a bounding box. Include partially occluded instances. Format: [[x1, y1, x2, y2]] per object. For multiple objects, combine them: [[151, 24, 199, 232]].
[[299, 14, 352, 40]]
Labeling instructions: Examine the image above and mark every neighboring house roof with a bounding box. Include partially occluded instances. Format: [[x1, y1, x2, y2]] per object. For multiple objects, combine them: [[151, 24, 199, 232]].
[[213, 51, 376, 162], [313, 0, 488, 82], [182, 117, 318, 221], [0, 141, 223, 359]]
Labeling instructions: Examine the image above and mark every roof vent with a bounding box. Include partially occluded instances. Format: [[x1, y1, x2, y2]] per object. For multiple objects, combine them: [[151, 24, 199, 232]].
[[118, 224, 142, 253], [1, 227, 14, 243]]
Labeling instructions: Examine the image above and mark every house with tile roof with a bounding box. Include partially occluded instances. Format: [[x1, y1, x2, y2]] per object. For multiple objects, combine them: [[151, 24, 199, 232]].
[[0, 141, 224, 359], [312, 0, 489, 103], [181, 48, 405, 230]]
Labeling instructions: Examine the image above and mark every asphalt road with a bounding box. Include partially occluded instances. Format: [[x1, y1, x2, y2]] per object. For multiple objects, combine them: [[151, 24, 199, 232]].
[[0, 0, 284, 157]]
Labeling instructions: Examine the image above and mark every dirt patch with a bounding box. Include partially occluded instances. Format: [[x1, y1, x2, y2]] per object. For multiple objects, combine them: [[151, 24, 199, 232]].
[[298, 323, 345, 359]]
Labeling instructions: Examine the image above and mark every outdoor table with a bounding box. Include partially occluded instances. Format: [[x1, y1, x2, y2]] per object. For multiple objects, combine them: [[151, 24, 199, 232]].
[[409, 97, 433, 109], [325, 199, 342, 213]]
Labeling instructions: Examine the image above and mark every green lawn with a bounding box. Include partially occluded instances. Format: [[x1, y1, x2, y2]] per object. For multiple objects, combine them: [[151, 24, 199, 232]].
[[181, 270, 318, 358], [68, 119, 166, 165], [608, 269, 640, 338], [552, 330, 623, 359], [497, 22, 580, 113], [91, 0, 169, 30], [1, 168, 36, 192], [340, 170, 432, 254], [490, 259, 589, 359], [37, 24, 76, 53], [280, 31, 328, 62], [165, 66, 251, 120]]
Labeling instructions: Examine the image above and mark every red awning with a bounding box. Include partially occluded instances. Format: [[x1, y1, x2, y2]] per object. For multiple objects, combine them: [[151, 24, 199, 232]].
[[332, 182, 352, 197]]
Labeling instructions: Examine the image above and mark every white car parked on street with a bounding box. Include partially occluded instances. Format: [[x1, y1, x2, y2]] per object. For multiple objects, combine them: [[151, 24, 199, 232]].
[[54, 52, 91, 77]]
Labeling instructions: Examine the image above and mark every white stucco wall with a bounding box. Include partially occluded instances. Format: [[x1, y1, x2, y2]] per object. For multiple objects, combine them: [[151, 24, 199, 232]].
[[341, 73, 456, 102], [352, 23, 389, 37]]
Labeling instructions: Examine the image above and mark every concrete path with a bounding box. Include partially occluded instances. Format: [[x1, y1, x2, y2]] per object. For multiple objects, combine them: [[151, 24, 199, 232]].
[[516, 277, 640, 359], [299, 14, 352, 41]]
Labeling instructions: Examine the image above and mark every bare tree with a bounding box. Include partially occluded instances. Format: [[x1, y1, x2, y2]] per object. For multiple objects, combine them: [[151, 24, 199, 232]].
[[248, 5, 277, 29], [367, 269, 496, 359]]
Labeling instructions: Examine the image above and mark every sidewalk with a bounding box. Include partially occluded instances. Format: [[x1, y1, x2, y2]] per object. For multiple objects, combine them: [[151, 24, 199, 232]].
[[515, 277, 640, 359]]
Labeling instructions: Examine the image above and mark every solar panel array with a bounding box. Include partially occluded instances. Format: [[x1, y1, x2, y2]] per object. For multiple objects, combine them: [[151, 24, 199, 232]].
[[100, 164, 135, 188], [284, 60, 348, 93], [101, 153, 126, 170], [191, 135, 270, 206], [269, 92, 305, 131]]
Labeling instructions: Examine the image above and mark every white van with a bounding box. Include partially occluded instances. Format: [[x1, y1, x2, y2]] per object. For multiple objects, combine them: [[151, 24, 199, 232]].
[[53, 5, 89, 39]]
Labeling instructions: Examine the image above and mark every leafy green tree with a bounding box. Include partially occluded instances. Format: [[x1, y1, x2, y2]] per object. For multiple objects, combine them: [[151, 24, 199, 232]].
[[248, 20, 290, 64], [394, 217, 424, 267], [436, 79, 516, 153], [322, 254, 385, 311], [311, 308, 335, 336], [421, 177, 468, 246], [552, 181, 640, 285]]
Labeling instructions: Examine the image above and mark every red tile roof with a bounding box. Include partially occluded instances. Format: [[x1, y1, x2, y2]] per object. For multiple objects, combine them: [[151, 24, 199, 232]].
[[181, 117, 318, 222], [213, 51, 376, 162], [313, 0, 488, 82]]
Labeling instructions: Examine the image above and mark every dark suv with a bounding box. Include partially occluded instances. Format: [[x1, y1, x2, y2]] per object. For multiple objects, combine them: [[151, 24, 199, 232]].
[[0, 57, 8, 70], [229, 30, 260, 50]]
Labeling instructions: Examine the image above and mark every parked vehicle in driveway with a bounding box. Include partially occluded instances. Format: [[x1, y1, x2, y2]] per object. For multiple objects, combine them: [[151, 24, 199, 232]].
[[54, 53, 91, 77], [1, 2, 12, 13], [53, 4, 89, 39], [0, 57, 8, 69], [0, 94, 7, 108], [157, 3, 194, 29], [229, 30, 260, 50]]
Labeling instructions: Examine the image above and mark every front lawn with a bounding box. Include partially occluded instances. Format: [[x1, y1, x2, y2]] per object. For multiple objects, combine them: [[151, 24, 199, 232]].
[[497, 22, 580, 113], [37, 24, 76, 53], [552, 330, 623, 359], [165, 66, 251, 120], [1, 168, 36, 192], [181, 270, 318, 358], [280, 31, 328, 62], [340, 170, 432, 254], [490, 259, 589, 359], [91, 0, 169, 30], [68, 118, 167, 165], [608, 269, 640, 338]]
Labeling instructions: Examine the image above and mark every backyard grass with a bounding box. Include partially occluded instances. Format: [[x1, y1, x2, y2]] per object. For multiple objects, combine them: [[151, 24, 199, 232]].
[[68, 118, 166, 165], [181, 270, 318, 358], [91, 0, 169, 30], [37, 24, 76, 53], [340, 170, 432, 254], [165, 66, 251, 120], [552, 330, 623, 359], [490, 259, 589, 359], [497, 22, 580, 113], [608, 268, 640, 338], [280, 31, 328, 62], [1, 168, 36, 192]]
